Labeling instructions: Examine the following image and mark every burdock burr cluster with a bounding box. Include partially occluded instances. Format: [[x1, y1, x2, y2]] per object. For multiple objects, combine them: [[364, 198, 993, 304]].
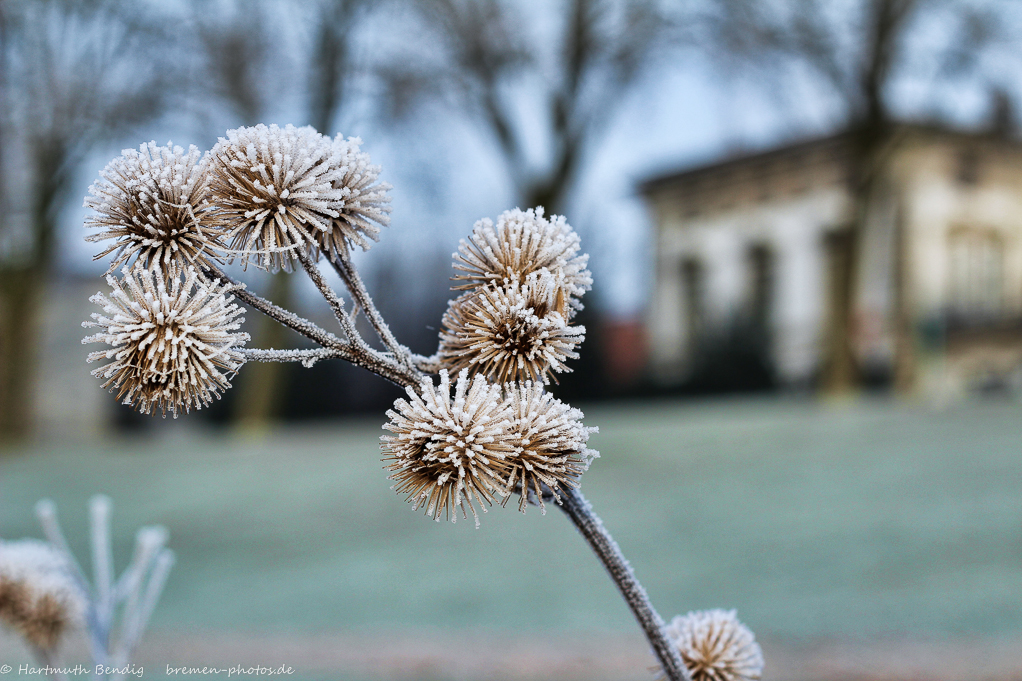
[[72, 123, 763, 681]]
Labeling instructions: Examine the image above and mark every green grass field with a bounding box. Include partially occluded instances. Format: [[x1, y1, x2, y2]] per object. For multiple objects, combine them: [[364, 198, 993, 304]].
[[1, 396, 1021, 677]]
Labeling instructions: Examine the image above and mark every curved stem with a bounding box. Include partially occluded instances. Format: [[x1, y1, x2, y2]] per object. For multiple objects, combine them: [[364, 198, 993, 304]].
[[558, 487, 687, 681]]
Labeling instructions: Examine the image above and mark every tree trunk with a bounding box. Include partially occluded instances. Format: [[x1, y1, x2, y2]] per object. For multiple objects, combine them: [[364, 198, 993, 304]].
[[0, 267, 43, 442], [822, 228, 857, 394], [822, 127, 891, 395], [892, 198, 915, 394], [231, 271, 295, 428]]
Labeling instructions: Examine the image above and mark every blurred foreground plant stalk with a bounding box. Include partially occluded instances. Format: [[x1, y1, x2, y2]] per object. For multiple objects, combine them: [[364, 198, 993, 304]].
[[1, 497, 173, 681]]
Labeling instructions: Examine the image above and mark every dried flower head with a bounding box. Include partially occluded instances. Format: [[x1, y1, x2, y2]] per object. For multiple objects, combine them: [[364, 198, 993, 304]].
[[0, 540, 86, 651], [506, 382, 598, 512], [663, 609, 764, 681], [207, 124, 349, 270], [83, 266, 248, 417], [382, 369, 517, 526], [438, 273, 585, 384], [316, 136, 392, 261], [85, 142, 222, 274], [453, 207, 592, 314]]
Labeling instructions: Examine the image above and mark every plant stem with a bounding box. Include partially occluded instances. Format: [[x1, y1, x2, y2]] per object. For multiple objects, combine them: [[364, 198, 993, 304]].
[[558, 487, 687, 681], [327, 255, 415, 369], [203, 265, 346, 350]]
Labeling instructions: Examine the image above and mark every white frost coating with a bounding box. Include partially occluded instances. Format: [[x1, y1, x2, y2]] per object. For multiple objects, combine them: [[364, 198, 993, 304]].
[[453, 207, 593, 315], [85, 142, 222, 275], [321, 135, 392, 260], [242, 347, 339, 367], [82, 267, 249, 417], [439, 272, 585, 384], [208, 124, 375, 271], [506, 381, 598, 512], [0, 539, 87, 650], [664, 610, 764, 681], [381, 369, 517, 526]]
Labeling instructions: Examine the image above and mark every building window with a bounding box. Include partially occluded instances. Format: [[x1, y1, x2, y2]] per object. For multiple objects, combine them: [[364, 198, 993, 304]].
[[746, 243, 774, 329], [681, 257, 705, 345], [948, 227, 1004, 322], [956, 148, 980, 186]]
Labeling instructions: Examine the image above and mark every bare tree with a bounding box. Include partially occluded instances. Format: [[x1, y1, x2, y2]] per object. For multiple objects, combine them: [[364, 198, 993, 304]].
[[382, 0, 676, 214], [0, 0, 166, 440], [701, 0, 1009, 392]]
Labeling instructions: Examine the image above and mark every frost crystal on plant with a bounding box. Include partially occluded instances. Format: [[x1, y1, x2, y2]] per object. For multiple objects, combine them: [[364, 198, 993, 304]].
[[453, 207, 592, 315], [439, 273, 585, 384], [663, 609, 764, 681], [318, 135, 392, 261], [85, 142, 222, 274], [506, 382, 598, 512], [381, 369, 517, 526], [0, 539, 86, 651], [83, 267, 248, 417], [207, 124, 348, 270]]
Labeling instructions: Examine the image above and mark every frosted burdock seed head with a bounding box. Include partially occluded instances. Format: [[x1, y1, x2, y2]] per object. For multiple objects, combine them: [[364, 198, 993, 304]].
[[207, 124, 348, 270], [317, 135, 392, 261], [662, 609, 764, 681], [439, 273, 585, 384], [506, 382, 598, 512], [83, 266, 249, 417], [453, 207, 592, 315], [0, 540, 86, 651], [382, 369, 517, 526], [85, 142, 223, 274]]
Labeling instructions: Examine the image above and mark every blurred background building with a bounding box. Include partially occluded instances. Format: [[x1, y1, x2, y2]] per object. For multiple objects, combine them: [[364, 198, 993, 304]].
[[642, 123, 1022, 398]]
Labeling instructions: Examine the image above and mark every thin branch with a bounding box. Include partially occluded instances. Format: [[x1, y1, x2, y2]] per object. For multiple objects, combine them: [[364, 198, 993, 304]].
[[89, 495, 114, 661], [242, 347, 340, 366], [326, 253, 415, 368], [409, 351, 443, 374], [558, 488, 687, 681], [295, 250, 361, 344], [203, 264, 346, 350], [294, 252, 427, 387]]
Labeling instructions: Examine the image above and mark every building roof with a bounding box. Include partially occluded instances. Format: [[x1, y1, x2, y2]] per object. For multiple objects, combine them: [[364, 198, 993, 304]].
[[637, 123, 1021, 196]]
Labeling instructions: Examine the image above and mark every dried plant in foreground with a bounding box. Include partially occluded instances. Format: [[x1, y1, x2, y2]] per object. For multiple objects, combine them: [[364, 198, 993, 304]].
[[662, 609, 764, 681], [85, 142, 222, 275], [383, 369, 517, 525], [83, 267, 248, 416], [318, 135, 393, 260], [0, 540, 85, 651], [438, 274, 585, 384], [453, 207, 592, 316], [207, 124, 350, 271], [1, 497, 173, 680], [78, 124, 761, 681], [506, 381, 597, 512]]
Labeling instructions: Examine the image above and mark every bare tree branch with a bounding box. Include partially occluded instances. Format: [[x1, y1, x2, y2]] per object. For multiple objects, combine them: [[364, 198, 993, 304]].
[[378, 0, 676, 212]]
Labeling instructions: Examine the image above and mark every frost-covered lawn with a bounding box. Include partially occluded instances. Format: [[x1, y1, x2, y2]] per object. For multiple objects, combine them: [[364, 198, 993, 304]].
[[1, 396, 1020, 673]]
